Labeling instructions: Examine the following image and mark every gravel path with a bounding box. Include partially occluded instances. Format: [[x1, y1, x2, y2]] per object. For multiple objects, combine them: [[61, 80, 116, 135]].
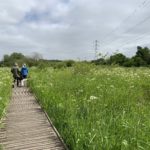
[[0, 87, 66, 150]]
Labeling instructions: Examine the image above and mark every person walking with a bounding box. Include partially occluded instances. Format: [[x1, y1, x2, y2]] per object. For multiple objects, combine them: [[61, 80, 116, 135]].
[[21, 63, 28, 79], [11, 63, 21, 87], [20, 63, 28, 86]]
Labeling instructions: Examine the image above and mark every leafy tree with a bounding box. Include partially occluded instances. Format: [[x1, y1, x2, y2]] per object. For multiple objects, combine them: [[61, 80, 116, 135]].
[[65, 60, 75, 67], [2, 54, 10, 66], [2, 52, 26, 66], [135, 46, 150, 65], [123, 58, 134, 67], [109, 53, 127, 66], [132, 56, 147, 67], [9, 52, 25, 60]]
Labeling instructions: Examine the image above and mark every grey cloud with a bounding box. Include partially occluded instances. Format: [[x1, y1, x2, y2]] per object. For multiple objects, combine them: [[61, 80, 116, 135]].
[[0, 0, 150, 60]]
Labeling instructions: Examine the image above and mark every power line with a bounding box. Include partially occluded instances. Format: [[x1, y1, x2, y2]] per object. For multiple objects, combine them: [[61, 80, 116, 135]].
[[102, 9, 150, 50], [117, 31, 150, 48], [101, 0, 150, 46], [103, 27, 150, 52], [102, 0, 150, 41]]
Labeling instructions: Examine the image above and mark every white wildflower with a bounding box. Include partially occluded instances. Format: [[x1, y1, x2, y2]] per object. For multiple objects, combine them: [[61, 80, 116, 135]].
[[76, 138, 80, 144], [110, 85, 114, 88], [122, 140, 128, 147], [78, 89, 83, 93], [49, 83, 53, 87], [130, 85, 134, 88], [36, 85, 41, 88], [90, 96, 98, 100], [91, 78, 96, 81]]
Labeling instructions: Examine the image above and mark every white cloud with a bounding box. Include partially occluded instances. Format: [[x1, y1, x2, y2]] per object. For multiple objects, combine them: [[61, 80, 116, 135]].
[[0, 0, 150, 60]]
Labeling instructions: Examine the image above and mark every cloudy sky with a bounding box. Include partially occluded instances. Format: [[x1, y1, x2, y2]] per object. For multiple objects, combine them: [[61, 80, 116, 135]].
[[0, 0, 150, 60]]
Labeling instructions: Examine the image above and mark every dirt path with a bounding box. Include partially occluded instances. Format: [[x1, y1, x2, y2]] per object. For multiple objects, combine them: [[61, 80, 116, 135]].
[[0, 87, 66, 150]]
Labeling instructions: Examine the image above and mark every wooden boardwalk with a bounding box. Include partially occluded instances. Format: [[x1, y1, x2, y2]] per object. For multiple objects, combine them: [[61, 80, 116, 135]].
[[0, 87, 66, 150]]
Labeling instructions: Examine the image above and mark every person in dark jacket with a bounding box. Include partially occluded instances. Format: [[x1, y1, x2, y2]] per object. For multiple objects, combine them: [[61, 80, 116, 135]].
[[21, 63, 28, 79], [11, 63, 21, 87]]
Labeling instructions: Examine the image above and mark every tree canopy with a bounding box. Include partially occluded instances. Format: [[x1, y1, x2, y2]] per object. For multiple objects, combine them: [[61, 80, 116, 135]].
[[92, 46, 150, 67]]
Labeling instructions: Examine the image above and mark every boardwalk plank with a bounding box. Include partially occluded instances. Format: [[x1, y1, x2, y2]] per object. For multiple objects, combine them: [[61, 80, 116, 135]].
[[0, 87, 66, 150]]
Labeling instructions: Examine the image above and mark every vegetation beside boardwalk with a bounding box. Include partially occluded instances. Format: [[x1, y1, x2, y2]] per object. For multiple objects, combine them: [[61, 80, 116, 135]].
[[0, 46, 149, 149], [28, 64, 150, 150], [0, 68, 12, 120]]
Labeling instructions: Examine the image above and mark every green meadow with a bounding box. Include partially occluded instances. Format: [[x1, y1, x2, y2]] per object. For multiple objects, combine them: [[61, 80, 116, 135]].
[[28, 64, 150, 150], [0, 68, 12, 120]]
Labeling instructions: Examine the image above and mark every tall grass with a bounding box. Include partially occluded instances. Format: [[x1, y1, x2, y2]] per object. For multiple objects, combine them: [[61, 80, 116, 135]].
[[28, 65, 150, 150], [0, 68, 12, 120]]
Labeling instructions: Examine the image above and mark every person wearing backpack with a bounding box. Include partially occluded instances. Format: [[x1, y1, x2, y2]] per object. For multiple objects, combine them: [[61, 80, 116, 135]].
[[21, 63, 28, 79], [11, 62, 21, 87], [20, 63, 28, 86]]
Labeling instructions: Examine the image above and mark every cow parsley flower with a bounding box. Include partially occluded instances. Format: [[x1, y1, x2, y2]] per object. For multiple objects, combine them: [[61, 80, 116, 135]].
[[90, 96, 98, 100]]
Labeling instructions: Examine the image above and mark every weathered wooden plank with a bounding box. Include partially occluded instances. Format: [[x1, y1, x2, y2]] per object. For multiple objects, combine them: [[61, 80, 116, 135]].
[[0, 87, 66, 150]]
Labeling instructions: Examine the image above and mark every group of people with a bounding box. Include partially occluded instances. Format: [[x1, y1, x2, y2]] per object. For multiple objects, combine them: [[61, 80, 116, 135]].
[[11, 63, 28, 87]]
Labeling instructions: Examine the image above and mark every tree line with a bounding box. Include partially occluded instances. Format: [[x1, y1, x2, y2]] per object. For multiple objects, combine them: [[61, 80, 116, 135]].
[[0, 52, 73, 68], [92, 46, 150, 67], [0, 52, 45, 67], [0, 46, 150, 67]]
